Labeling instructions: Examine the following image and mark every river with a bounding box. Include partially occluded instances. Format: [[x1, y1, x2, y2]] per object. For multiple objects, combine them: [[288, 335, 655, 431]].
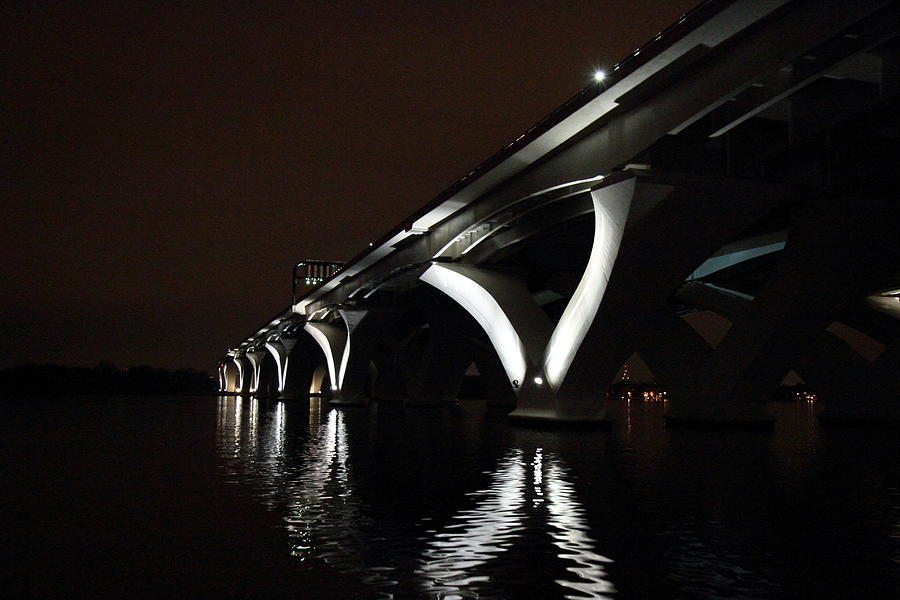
[[2, 395, 897, 598]]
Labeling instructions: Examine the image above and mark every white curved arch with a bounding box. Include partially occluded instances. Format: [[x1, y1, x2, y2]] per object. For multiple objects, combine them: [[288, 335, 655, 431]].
[[245, 352, 263, 393], [420, 264, 528, 388], [264, 342, 286, 392], [544, 178, 634, 390], [232, 357, 245, 393], [304, 322, 345, 392]]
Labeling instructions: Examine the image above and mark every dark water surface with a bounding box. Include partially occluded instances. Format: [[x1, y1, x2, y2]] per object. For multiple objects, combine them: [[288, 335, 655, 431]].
[[2, 395, 898, 598]]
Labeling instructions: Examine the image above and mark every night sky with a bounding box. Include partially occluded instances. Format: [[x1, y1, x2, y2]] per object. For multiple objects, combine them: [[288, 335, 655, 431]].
[[2, 1, 698, 372]]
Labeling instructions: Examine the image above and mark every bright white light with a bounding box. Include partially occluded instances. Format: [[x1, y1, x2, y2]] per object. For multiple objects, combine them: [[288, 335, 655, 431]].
[[533, 376, 543, 385], [421, 264, 528, 390], [594, 70, 606, 82], [418, 451, 527, 594], [543, 177, 634, 390], [330, 385, 337, 391], [864, 289, 900, 319]]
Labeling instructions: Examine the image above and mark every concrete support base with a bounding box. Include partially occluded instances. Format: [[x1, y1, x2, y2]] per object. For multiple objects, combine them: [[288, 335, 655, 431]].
[[507, 406, 612, 428], [328, 396, 368, 407]]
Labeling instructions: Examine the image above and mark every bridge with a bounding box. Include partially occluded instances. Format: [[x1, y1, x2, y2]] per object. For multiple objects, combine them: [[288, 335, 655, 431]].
[[218, 0, 899, 425]]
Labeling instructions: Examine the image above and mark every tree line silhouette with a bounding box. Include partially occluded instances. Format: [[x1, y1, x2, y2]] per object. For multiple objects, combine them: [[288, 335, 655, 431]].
[[0, 362, 215, 395]]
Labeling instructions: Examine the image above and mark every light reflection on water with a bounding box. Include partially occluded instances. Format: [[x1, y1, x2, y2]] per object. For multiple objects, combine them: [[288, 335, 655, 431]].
[[214, 397, 900, 599], [544, 454, 616, 599], [216, 398, 617, 598], [418, 449, 529, 596], [415, 447, 614, 598]]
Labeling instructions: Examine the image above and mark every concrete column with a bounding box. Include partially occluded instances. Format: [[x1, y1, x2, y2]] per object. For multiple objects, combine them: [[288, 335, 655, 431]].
[[814, 338, 900, 423], [369, 334, 409, 402], [276, 336, 321, 398], [245, 350, 265, 394], [471, 339, 517, 406], [280, 337, 298, 393], [562, 176, 786, 426], [633, 308, 712, 401], [422, 174, 784, 423], [309, 364, 328, 395], [669, 194, 898, 424], [305, 310, 398, 406], [304, 321, 347, 398], [333, 307, 398, 406], [403, 310, 477, 406], [232, 356, 248, 393], [263, 338, 297, 395], [677, 277, 898, 423], [217, 364, 226, 393], [420, 262, 559, 418], [794, 331, 870, 413], [223, 362, 242, 393]]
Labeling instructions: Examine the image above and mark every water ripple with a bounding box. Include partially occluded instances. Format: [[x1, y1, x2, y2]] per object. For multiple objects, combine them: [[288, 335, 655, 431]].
[[213, 397, 900, 598]]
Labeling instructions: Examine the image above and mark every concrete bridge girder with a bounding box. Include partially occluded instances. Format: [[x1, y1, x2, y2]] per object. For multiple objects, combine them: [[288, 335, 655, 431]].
[[461, 194, 595, 266], [439, 177, 602, 262], [226, 1, 897, 423], [303, 0, 883, 319]]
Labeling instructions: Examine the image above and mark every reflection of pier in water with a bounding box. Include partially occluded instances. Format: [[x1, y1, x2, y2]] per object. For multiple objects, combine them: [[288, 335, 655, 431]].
[[418, 448, 615, 598], [215, 397, 615, 597]]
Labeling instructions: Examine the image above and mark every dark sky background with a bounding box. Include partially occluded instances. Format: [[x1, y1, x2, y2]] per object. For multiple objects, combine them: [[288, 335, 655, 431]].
[[2, 1, 698, 372]]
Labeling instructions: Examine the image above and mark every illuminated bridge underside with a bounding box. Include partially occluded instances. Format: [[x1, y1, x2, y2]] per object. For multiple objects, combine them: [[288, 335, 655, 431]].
[[222, 0, 899, 424]]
